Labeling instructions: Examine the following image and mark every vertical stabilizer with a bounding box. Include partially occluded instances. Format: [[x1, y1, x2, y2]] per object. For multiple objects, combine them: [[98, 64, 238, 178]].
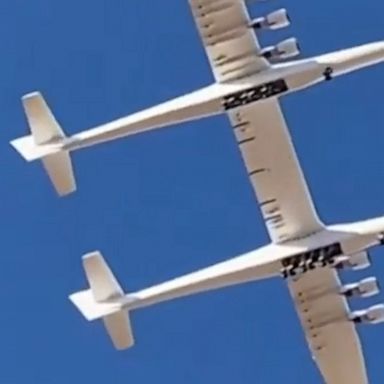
[[10, 92, 76, 196], [70, 252, 135, 350]]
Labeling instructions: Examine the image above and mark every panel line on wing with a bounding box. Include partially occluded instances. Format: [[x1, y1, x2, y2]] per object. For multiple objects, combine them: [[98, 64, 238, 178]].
[[238, 137, 255, 145], [288, 268, 368, 383], [228, 99, 324, 242], [259, 199, 277, 207], [188, 0, 270, 82], [232, 121, 250, 130], [249, 168, 267, 176]]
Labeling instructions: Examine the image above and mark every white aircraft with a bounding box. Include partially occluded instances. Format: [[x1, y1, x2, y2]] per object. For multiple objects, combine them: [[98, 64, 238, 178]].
[[10, 1, 384, 197], [70, 225, 384, 384], [17, 1, 383, 382]]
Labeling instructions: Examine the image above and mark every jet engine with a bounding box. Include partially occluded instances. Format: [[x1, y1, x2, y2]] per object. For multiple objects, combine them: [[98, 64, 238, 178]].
[[261, 38, 300, 60], [333, 251, 371, 271], [341, 277, 380, 298], [349, 304, 384, 324], [250, 9, 290, 30]]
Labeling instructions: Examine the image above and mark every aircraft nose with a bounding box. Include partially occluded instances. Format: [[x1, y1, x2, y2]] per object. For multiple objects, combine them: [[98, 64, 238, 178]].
[[315, 41, 384, 77]]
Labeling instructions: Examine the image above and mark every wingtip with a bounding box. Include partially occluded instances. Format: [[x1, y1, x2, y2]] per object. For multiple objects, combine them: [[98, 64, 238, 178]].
[[57, 186, 77, 197], [55, 179, 77, 197], [22, 91, 42, 101], [82, 251, 103, 261]]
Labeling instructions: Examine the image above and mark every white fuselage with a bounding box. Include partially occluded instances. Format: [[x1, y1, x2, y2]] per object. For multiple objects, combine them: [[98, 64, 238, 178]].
[[117, 216, 384, 312], [61, 42, 384, 152]]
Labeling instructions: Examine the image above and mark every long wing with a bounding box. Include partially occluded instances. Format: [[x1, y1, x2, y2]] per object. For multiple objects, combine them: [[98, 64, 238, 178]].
[[288, 269, 368, 384], [229, 99, 324, 243], [189, 0, 270, 82]]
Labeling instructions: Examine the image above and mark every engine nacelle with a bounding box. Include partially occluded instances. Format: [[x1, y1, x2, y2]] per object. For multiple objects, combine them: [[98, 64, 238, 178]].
[[341, 277, 380, 298], [350, 304, 384, 324], [334, 251, 371, 271], [250, 8, 290, 30], [261, 38, 300, 60], [349, 251, 371, 270]]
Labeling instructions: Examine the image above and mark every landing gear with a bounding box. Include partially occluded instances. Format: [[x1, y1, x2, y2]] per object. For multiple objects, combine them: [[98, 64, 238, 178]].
[[323, 66, 334, 81], [281, 257, 327, 279], [281, 243, 342, 279], [281, 260, 300, 278], [378, 233, 384, 246]]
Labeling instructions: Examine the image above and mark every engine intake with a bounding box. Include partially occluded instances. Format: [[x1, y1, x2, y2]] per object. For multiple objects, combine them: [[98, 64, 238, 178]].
[[261, 38, 300, 60], [350, 304, 384, 324], [250, 9, 290, 30], [341, 277, 380, 298]]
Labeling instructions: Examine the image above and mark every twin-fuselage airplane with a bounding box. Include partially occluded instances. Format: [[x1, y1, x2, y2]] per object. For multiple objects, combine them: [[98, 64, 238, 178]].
[[11, 1, 384, 383]]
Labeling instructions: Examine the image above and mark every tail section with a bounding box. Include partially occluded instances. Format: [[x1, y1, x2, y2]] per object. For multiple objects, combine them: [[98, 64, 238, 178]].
[[69, 251, 135, 350], [22, 91, 65, 145], [10, 92, 76, 196], [103, 312, 134, 351]]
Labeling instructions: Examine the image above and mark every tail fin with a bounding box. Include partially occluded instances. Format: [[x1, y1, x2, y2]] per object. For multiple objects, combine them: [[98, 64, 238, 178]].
[[10, 92, 76, 196], [69, 251, 135, 350]]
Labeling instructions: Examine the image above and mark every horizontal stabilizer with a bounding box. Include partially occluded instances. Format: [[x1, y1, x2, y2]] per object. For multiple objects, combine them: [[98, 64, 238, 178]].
[[70, 251, 135, 350], [42, 151, 76, 196], [11, 92, 77, 196], [69, 289, 121, 321], [22, 91, 65, 144], [11, 135, 61, 161], [103, 311, 134, 350]]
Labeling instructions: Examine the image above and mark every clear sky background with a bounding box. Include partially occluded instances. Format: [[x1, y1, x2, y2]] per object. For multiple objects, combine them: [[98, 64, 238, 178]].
[[1, 0, 384, 383]]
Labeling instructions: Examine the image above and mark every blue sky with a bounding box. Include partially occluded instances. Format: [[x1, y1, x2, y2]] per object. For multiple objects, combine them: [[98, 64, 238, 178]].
[[1, 0, 384, 382]]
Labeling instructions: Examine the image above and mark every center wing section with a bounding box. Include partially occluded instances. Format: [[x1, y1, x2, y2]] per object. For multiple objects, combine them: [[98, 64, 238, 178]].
[[228, 100, 324, 243], [188, 0, 270, 82], [288, 269, 368, 384]]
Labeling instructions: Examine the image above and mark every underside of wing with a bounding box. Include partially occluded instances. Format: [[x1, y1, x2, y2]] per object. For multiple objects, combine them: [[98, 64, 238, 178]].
[[228, 99, 323, 243], [288, 269, 368, 384], [188, 0, 270, 83]]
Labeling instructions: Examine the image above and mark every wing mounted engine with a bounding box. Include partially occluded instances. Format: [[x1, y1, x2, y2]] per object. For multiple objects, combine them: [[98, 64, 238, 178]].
[[261, 38, 300, 60], [350, 304, 384, 324], [250, 8, 290, 30], [341, 277, 380, 298], [334, 251, 371, 270]]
